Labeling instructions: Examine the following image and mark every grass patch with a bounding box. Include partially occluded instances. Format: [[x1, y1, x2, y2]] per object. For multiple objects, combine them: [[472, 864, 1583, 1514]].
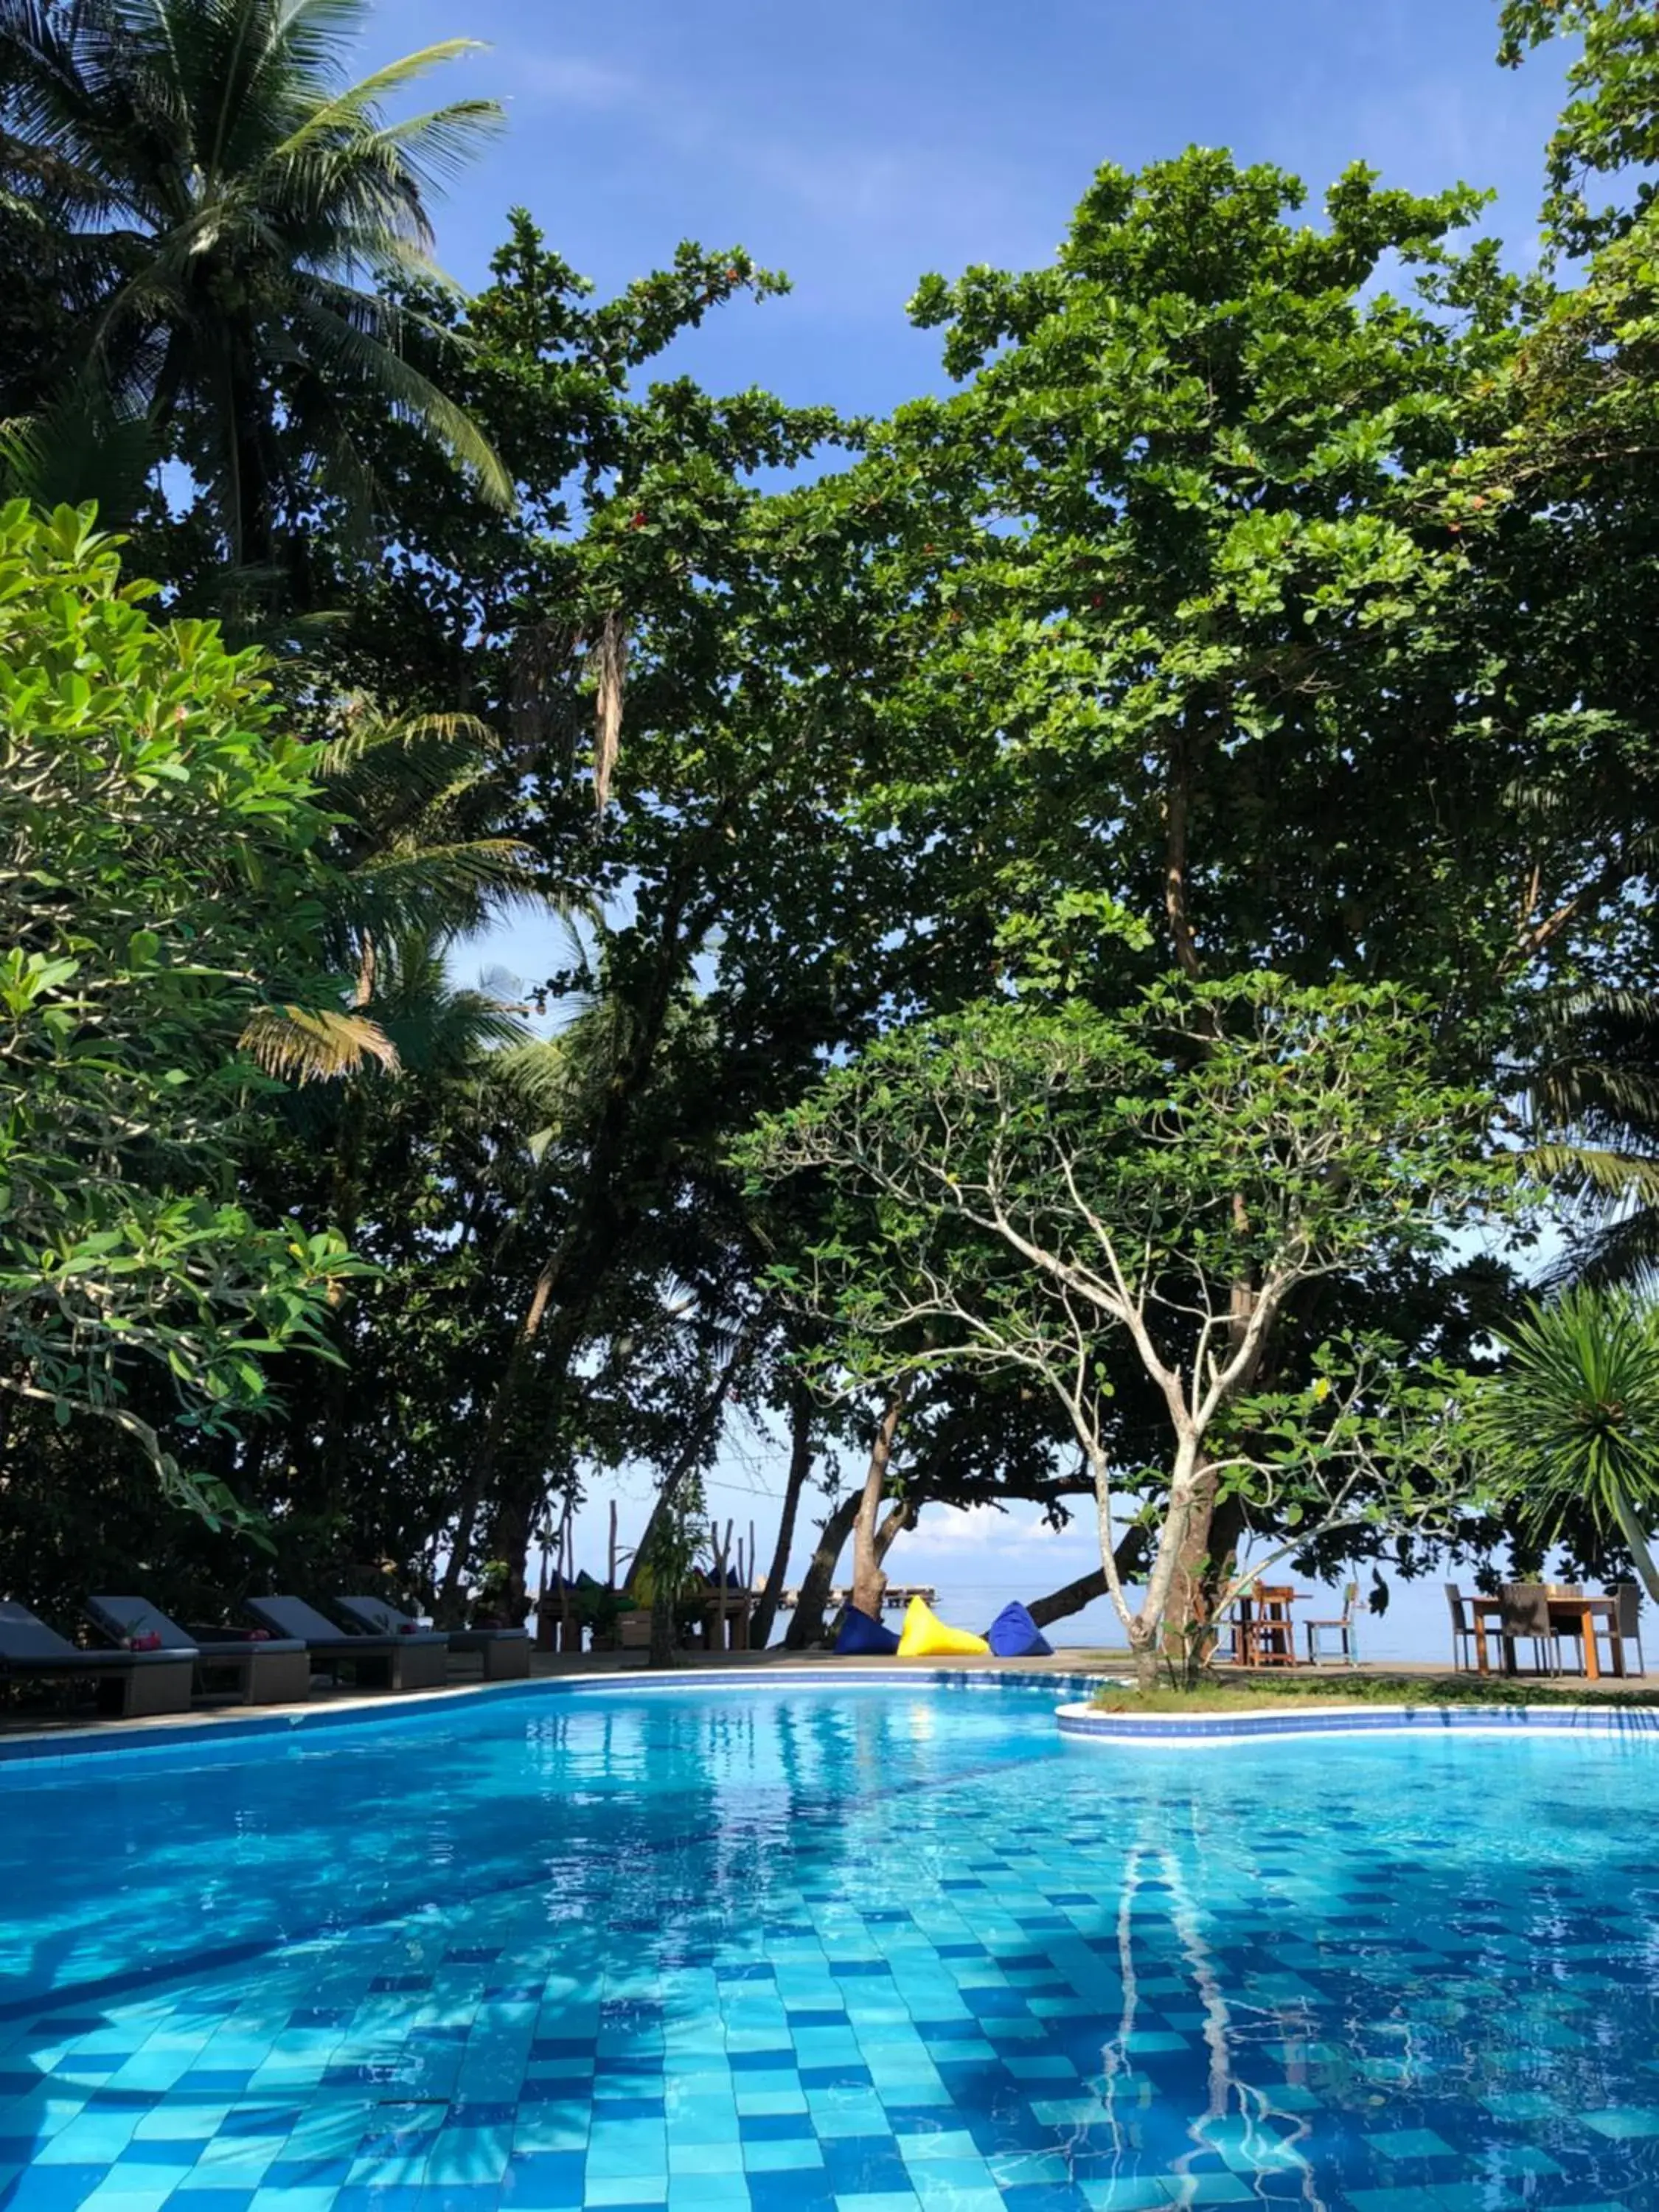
[[1086, 1672, 1659, 1714]]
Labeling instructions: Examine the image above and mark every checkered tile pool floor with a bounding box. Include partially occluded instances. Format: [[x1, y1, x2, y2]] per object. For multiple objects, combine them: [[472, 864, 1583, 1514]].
[[4, 1686, 1659, 2211]]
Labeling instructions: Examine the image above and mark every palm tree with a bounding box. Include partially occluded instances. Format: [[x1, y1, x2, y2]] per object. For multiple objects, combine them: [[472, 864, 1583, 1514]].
[[242, 697, 552, 1084], [1474, 1285, 1659, 1603], [314, 700, 546, 991], [0, 0, 512, 568], [1524, 988, 1659, 1289]]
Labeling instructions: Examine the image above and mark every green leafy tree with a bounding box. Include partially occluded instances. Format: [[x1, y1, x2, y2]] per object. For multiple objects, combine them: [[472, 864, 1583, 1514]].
[[748, 977, 1506, 1687], [0, 0, 510, 569], [1472, 1284, 1659, 1601], [0, 500, 365, 1517]]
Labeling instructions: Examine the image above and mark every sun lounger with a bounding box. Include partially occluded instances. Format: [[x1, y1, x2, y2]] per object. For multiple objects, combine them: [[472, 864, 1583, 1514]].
[[335, 1595, 531, 1680], [87, 1596, 311, 1706], [243, 1596, 448, 1692], [0, 1599, 193, 1719]]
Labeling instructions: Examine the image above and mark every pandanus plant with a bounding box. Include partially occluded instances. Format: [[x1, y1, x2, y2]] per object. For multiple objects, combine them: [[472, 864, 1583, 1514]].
[[1475, 1285, 1659, 1603]]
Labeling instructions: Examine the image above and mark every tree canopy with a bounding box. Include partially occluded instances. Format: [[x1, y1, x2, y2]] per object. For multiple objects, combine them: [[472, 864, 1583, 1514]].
[[2, 0, 1658, 1655]]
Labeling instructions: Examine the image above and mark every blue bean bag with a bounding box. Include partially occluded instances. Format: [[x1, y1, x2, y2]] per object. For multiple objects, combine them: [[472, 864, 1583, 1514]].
[[985, 1600, 1053, 1658], [835, 1605, 902, 1656]]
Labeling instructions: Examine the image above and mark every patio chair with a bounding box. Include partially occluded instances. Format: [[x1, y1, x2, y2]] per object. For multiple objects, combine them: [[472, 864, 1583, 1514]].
[[1612, 1583, 1646, 1677], [1304, 1582, 1360, 1667], [87, 1596, 311, 1706], [335, 1594, 530, 1681], [0, 1599, 193, 1719], [1444, 1584, 1481, 1671], [243, 1596, 448, 1692], [1499, 1583, 1563, 1675]]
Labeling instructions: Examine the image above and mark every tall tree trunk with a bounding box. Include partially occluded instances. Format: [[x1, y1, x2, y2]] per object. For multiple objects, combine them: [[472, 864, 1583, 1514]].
[[1027, 1530, 1143, 1631], [1126, 1436, 1208, 1680], [1161, 1455, 1220, 1674], [437, 877, 712, 1624], [873, 1497, 915, 1575], [633, 1338, 757, 1574], [785, 1491, 861, 1649], [852, 1382, 908, 1617], [1164, 721, 1202, 981], [752, 1384, 814, 1651], [1161, 1194, 1261, 1674], [1612, 1486, 1659, 1604], [231, 375, 275, 577]]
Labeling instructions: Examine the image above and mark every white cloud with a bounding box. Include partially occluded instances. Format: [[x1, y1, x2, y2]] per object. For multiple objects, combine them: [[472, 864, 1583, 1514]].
[[912, 1502, 1089, 1557], [515, 54, 640, 111]]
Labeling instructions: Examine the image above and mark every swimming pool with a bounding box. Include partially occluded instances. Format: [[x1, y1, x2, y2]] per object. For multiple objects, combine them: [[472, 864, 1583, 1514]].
[[4, 1678, 1659, 2212]]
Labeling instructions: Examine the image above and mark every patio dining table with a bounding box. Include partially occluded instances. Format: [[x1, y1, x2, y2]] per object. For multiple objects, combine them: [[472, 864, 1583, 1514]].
[[1464, 1590, 1622, 1679], [1226, 1587, 1310, 1668]]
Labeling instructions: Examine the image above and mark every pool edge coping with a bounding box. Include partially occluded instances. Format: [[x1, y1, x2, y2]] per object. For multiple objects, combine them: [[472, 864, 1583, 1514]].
[[0, 1663, 1124, 1775], [1054, 1698, 1659, 1743]]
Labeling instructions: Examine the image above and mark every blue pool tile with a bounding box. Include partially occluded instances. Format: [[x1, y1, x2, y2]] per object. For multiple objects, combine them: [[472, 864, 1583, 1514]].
[[1368, 2132, 1458, 2162], [741, 2179, 835, 2212], [666, 2143, 745, 2177], [743, 2138, 825, 2172], [739, 2116, 814, 2143], [821, 2141, 911, 2195], [1343, 2193, 1444, 2212], [1072, 2185, 1169, 2211], [0, 2169, 109, 2212], [1582, 2108, 1659, 2139], [244, 2163, 351, 2191], [331, 2189, 428, 2212], [495, 2151, 584, 2207], [666, 2183, 748, 2212]]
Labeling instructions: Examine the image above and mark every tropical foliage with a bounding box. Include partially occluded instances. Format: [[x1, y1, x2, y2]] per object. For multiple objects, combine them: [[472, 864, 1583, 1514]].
[[0, 0, 509, 571], [1473, 1287, 1659, 1600], [0, 499, 366, 1520], [2, 0, 1658, 1649], [746, 978, 1506, 1683]]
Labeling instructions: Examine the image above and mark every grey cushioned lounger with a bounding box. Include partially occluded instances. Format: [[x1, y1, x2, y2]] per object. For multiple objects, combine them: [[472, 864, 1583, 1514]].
[[243, 1595, 448, 1692], [0, 1599, 192, 1719], [88, 1596, 312, 1707], [337, 1594, 532, 1681]]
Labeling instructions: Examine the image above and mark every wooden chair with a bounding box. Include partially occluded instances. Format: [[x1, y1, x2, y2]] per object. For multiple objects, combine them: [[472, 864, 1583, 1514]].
[[1239, 1581, 1297, 1667], [1304, 1582, 1360, 1666], [1499, 1583, 1562, 1674], [1444, 1583, 1479, 1671]]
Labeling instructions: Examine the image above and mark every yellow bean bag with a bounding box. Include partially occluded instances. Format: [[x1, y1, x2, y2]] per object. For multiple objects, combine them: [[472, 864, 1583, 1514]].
[[896, 1595, 991, 1658]]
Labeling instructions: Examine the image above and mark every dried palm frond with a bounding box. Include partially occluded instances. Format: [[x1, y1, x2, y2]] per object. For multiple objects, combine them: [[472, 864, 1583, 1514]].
[[240, 1004, 400, 1084], [506, 616, 584, 765], [591, 607, 627, 816]]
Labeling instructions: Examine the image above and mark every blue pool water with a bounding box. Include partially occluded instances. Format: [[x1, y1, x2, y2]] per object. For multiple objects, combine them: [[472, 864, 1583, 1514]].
[[4, 1683, 1659, 2212]]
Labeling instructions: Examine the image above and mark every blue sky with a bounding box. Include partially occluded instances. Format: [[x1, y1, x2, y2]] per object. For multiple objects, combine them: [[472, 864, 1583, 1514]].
[[373, 0, 1571, 425], [365, 2, 1571, 1655]]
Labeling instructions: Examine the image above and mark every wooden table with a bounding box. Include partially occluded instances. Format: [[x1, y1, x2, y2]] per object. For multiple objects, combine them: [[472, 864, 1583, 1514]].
[[1465, 1592, 1622, 1679], [1548, 1594, 1621, 1680], [1230, 1590, 1308, 1668], [700, 1593, 754, 1652]]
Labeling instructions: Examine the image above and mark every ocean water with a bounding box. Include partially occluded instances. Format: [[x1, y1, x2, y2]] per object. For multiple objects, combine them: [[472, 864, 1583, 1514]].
[[4, 1681, 1659, 2211]]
